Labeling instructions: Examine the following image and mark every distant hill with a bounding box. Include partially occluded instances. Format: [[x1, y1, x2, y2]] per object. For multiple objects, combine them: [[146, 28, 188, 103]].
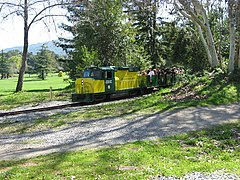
[[4, 41, 66, 56]]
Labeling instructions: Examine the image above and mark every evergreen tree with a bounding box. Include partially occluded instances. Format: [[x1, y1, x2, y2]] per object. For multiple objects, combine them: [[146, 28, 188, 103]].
[[35, 44, 57, 80], [126, 0, 161, 66], [60, 0, 149, 79]]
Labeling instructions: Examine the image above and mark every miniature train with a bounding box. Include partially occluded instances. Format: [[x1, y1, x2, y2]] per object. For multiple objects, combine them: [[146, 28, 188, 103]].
[[72, 66, 182, 102]]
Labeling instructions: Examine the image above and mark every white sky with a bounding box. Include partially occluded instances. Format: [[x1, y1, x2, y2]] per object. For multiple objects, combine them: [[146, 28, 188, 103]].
[[0, 15, 71, 50]]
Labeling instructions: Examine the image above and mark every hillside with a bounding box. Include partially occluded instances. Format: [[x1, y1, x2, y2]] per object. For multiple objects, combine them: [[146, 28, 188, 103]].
[[4, 41, 66, 56]]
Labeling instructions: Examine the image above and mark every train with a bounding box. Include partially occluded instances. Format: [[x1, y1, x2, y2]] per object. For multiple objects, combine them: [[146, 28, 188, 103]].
[[72, 66, 183, 102]]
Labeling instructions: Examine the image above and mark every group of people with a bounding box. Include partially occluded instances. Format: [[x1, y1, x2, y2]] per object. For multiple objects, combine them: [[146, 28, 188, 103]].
[[141, 67, 184, 76], [140, 66, 185, 85]]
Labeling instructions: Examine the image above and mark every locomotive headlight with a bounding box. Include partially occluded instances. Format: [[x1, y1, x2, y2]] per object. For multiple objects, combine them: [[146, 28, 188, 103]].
[[81, 79, 84, 85]]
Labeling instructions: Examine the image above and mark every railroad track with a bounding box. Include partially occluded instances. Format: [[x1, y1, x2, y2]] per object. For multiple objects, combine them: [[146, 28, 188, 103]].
[[0, 93, 145, 118], [0, 102, 83, 117]]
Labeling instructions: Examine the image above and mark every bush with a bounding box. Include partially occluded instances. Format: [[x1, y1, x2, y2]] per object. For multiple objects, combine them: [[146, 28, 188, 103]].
[[58, 71, 64, 77], [228, 69, 240, 83]]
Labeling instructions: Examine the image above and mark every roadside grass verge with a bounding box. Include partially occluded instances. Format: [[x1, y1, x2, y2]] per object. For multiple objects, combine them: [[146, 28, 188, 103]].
[[0, 73, 72, 110], [0, 121, 239, 179]]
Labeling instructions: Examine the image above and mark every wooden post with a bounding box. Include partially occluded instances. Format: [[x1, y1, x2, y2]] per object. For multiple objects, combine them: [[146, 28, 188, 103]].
[[50, 86, 52, 99]]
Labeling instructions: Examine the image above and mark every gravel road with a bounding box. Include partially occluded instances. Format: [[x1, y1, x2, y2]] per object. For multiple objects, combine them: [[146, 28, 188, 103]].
[[0, 102, 239, 161]]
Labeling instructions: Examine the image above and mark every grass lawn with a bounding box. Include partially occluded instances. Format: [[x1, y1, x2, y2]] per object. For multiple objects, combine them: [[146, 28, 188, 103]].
[[0, 73, 70, 93], [0, 121, 239, 179], [0, 73, 72, 110]]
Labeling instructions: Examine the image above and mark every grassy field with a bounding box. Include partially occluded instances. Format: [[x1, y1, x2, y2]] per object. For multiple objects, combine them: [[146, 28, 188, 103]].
[[0, 73, 72, 109], [0, 71, 239, 179], [0, 73, 71, 93]]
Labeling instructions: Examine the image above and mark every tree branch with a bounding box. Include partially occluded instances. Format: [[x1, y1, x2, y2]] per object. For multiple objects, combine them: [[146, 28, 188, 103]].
[[0, 2, 24, 9], [28, 2, 70, 30], [175, 0, 207, 32]]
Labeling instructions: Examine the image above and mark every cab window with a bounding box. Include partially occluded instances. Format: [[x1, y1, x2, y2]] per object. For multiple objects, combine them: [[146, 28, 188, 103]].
[[83, 70, 102, 79], [94, 70, 102, 78], [105, 71, 112, 79], [83, 70, 90, 78]]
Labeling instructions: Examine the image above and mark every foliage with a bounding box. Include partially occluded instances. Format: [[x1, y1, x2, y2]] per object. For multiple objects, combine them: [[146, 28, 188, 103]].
[[27, 50, 65, 76], [0, 50, 21, 78], [126, 0, 161, 66], [65, 0, 130, 66], [60, 0, 154, 79], [33, 44, 58, 80], [172, 25, 209, 72], [208, 6, 229, 68], [228, 69, 240, 83], [59, 0, 237, 79], [58, 71, 64, 77]]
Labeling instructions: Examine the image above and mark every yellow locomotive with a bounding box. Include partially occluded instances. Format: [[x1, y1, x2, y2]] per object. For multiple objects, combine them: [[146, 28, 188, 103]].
[[72, 66, 177, 102]]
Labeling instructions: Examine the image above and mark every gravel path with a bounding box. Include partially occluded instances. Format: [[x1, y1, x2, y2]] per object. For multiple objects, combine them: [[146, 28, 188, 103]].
[[0, 102, 239, 161]]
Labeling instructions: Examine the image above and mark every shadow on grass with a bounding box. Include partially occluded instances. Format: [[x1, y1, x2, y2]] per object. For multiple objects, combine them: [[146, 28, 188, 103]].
[[0, 120, 239, 179], [0, 92, 15, 97], [23, 79, 44, 82], [25, 88, 67, 92]]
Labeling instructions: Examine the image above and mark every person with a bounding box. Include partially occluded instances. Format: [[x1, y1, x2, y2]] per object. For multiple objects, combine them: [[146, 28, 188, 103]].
[[148, 67, 155, 84]]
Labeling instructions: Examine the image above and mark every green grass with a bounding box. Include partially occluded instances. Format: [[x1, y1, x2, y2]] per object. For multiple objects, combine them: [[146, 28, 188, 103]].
[[0, 121, 239, 179], [0, 72, 240, 179], [0, 73, 72, 109]]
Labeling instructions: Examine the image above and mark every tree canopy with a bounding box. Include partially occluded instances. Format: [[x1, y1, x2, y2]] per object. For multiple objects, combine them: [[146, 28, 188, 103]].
[[2, 0, 240, 85]]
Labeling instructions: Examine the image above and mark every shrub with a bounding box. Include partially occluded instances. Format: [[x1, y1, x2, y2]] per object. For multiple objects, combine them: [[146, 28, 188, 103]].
[[58, 71, 64, 77]]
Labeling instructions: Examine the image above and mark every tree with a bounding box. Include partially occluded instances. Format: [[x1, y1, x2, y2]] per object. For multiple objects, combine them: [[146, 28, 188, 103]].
[[174, 0, 219, 68], [0, 50, 7, 79], [34, 44, 58, 80], [0, 50, 21, 79], [60, 0, 148, 79], [8, 55, 22, 75], [227, 0, 240, 73], [126, 0, 161, 66], [0, 0, 69, 91]]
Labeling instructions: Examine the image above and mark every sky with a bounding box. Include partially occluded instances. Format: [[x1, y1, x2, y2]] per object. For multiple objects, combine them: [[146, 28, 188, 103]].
[[0, 16, 71, 50], [0, 0, 73, 51]]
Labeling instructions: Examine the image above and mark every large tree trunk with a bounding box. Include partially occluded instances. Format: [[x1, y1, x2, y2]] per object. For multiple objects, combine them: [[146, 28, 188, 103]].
[[228, 0, 236, 73], [238, 38, 240, 69], [196, 24, 213, 66], [237, 0, 240, 69], [228, 33, 235, 73], [237, 37, 240, 69], [204, 19, 219, 67], [193, 0, 219, 67], [16, 0, 28, 92]]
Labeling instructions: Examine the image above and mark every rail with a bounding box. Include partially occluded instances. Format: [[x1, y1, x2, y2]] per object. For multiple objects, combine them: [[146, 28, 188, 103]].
[[0, 102, 83, 117]]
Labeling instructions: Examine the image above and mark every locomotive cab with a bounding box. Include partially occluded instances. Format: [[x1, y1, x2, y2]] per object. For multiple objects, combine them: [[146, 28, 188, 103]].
[[72, 67, 115, 102]]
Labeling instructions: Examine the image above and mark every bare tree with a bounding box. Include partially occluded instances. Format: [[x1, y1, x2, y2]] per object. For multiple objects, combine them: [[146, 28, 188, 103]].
[[0, 0, 69, 92]]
